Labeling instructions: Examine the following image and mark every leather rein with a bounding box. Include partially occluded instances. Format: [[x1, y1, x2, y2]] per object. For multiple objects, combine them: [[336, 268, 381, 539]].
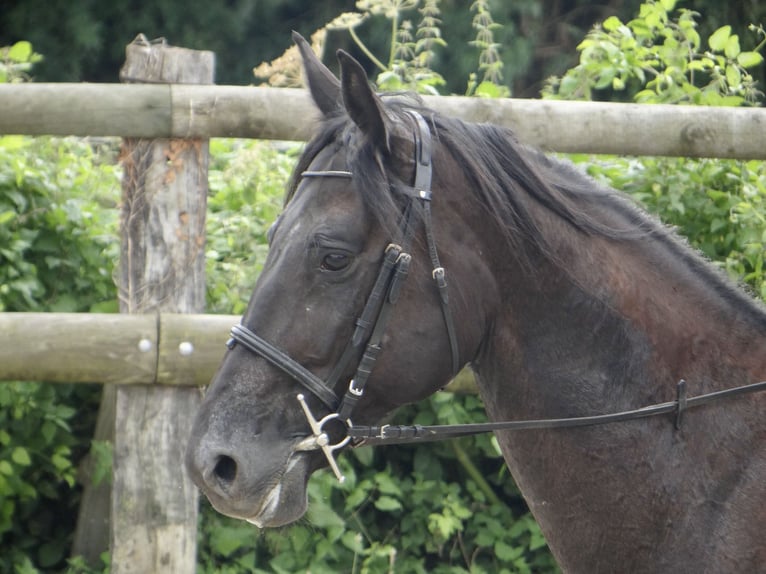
[[225, 110, 766, 482]]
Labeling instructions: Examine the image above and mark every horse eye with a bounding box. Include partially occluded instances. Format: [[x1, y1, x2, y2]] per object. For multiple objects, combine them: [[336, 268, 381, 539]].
[[321, 252, 351, 272]]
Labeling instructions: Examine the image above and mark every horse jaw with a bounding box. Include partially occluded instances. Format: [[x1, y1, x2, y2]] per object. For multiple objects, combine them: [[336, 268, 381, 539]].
[[243, 453, 310, 528]]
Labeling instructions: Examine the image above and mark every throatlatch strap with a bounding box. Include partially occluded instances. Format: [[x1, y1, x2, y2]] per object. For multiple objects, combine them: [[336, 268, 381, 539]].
[[407, 110, 461, 376]]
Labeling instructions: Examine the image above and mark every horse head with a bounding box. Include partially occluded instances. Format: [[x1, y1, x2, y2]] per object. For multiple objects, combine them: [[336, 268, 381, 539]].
[[185, 33, 490, 527]]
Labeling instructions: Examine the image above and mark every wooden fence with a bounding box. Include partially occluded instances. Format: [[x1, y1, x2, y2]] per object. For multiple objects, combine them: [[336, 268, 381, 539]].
[[1, 83, 766, 159], [1, 36, 765, 574]]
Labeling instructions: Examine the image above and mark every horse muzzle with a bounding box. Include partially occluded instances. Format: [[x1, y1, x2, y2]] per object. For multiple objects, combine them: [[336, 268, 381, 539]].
[[185, 430, 316, 527]]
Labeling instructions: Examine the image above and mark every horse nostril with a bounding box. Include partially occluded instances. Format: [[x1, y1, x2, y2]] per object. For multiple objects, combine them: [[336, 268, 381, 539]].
[[214, 455, 238, 484]]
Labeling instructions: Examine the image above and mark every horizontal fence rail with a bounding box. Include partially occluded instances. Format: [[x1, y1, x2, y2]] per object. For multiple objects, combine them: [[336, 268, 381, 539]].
[[0, 313, 237, 386], [0, 312, 478, 391], [1, 84, 765, 159]]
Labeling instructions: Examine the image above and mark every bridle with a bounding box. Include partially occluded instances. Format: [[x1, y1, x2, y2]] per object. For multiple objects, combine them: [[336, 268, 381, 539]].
[[227, 110, 460, 480], [225, 110, 766, 483]]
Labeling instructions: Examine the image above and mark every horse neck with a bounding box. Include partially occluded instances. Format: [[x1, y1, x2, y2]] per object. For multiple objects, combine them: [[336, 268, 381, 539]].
[[477, 195, 766, 406], [471, 192, 766, 572]]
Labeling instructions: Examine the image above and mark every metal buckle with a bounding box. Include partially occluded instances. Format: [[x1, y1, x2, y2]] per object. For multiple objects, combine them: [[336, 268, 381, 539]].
[[348, 378, 364, 397], [294, 394, 351, 483]]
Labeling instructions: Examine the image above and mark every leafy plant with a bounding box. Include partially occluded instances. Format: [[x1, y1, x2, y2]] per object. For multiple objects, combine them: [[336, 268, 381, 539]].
[[0, 41, 43, 83], [255, 0, 507, 96], [205, 139, 296, 315], [0, 136, 121, 314], [0, 129, 121, 572], [544, 0, 766, 299], [543, 0, 765, 105]]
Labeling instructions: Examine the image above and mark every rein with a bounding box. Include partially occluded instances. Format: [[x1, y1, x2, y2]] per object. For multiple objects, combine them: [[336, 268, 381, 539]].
[[349, 379, 766, 446], [225, 110, 766, 482]]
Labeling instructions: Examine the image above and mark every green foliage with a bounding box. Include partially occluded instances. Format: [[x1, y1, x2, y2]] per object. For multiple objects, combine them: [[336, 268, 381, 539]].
[[0, 383, 91, 573], [465, 0, 510, 98], [544, 0, 765, 105], [0, 134, 120, 573], [544, 0, 766, 299], [325, 0, 507, 96], [205, 140, 296, 315], [0, 136, 121, 313], [0, 41, 43, 83]]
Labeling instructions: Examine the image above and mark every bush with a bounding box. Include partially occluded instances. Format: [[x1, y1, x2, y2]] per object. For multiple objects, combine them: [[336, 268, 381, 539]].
[[0, 134, 120, 573], [544, 0, 766, 298]]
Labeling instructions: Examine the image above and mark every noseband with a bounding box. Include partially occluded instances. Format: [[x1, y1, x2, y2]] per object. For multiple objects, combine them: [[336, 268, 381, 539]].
[[224, 111, 766, 483]]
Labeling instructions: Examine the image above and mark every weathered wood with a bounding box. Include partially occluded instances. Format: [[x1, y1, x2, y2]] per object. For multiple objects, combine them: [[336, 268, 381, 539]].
[[71, 37, 214, 573], [1, 83, 766, 159], [111, 37, 213, 574], [0, 84, 172, 138], [0, 312, 237, 385], [156, 313, 233, 385], [0, 313, 156, 384]]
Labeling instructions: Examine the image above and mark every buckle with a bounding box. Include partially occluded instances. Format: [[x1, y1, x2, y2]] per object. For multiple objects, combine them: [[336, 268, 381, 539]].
[[348, 379, 364, 397]]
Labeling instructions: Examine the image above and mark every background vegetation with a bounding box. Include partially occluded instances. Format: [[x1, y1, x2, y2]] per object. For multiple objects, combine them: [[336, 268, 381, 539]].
[[1, 0, 764, 572], [1, 0, 765, 95]]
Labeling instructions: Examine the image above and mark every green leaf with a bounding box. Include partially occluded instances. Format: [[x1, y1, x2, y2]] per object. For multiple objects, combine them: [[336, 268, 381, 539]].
[[7, 41, 33, 63], [495, 540, 523, 561], [51, 452, 71, 471], [724, 35, 741, 59], [0, 461, 12, 476], [737, 51, 764, 68], [375, 472, 402, 496], [474, 80, 507, 98], [708, 26, 731, 52], [11, 446, 31, 466], [374, 495, 403, 512], [341, 531, 364, 553], [725, 65, 741, 88], [602, 16, 622, 32], [38, 538, 67, 568]]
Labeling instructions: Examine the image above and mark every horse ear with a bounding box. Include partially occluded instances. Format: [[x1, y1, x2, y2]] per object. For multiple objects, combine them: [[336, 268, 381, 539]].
[[292, 31, 341, 116], [336, 49, 390, 152]]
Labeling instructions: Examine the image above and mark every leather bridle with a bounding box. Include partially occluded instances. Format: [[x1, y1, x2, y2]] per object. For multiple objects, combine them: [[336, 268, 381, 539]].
[[225, 110, 766, 483], [226, 110, 461, 480]]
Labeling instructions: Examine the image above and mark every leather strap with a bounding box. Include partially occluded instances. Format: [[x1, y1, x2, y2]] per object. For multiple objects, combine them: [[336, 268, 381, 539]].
[[227, 325, 339, 410], [406, 110, 461, 376], [348, 379, 766, 445]]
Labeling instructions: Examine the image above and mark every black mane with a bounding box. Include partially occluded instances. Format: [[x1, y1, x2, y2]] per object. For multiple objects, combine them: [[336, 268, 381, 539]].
[[288, 97, 766, 329]]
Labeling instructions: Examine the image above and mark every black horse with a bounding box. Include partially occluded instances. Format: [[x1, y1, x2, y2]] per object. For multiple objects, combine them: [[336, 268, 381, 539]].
[[186, 33, 766, 572]]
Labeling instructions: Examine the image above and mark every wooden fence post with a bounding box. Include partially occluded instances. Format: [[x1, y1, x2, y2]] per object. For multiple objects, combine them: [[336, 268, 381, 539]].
[[79, 36, 213, 573]]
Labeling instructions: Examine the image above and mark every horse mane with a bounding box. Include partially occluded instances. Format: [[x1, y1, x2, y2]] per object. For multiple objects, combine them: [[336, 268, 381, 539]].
[[287, 96, 766, 329]]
